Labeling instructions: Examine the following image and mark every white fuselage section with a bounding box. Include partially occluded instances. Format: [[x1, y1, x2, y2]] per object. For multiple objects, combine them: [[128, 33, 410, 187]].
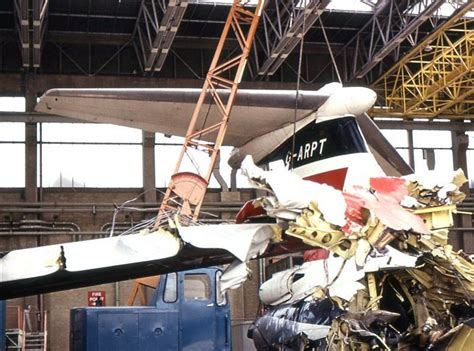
[[230, 84, 382, 190]]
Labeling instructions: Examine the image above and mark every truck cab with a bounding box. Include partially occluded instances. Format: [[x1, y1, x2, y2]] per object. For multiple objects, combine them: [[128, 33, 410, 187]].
[[70, 267, 231, 351]]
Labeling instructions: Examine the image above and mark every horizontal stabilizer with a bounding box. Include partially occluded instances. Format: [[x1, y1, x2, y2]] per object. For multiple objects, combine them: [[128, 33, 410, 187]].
[[36, 88, 328, 147]]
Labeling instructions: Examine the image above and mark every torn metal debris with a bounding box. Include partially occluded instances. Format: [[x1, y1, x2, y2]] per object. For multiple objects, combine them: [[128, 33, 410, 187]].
[[241, 156, 474, 350]]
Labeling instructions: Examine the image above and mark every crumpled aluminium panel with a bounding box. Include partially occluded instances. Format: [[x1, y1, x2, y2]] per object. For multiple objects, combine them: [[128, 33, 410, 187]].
[[243, 156, 474, 350]]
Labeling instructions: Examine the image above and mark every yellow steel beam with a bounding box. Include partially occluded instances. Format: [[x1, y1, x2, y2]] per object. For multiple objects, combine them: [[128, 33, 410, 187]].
[[371, 2, 474, 119]]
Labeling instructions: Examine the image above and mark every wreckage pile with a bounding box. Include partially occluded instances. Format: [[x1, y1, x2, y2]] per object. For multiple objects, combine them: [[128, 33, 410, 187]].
[[241, 157, 474, 350]]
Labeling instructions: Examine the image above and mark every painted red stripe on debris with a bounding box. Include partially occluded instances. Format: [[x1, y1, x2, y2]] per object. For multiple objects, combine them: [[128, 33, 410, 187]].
[[303, 249, 330, 262], [343, 192, 366, 227], [370, 177, 407, 202], [235, 200, 266, 224], [304, 167, 348, 190]]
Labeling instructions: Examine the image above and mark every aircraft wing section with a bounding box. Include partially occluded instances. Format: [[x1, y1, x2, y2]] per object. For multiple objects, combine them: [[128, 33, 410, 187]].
[[35, 88, 328, 147], [0, 223, 307, 299]]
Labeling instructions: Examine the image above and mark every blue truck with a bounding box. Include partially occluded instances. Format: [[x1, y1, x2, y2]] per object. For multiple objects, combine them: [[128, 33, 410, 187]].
[[70, 267, 231, 351]]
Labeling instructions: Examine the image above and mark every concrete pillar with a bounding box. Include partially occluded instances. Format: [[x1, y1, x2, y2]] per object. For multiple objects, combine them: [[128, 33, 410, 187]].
[[407, 129, 415, 169], [24, 82, 38, 203], [24, 123, 37, 202], [23, 84, 41, 315], [451, 131, 472, 252], [24, 75, 37, 112], [452, 131, 469, 177], [142, 131, 156, 203], [230, 168, 238, 192]]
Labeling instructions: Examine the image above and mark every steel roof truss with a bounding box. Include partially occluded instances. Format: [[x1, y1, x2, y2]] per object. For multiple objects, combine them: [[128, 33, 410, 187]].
[[133, 0, 188, 73], [371, 1, 474, 119]]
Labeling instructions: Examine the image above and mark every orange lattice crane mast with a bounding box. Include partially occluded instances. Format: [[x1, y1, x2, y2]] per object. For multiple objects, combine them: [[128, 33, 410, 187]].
[[154, 0, 264, 227]]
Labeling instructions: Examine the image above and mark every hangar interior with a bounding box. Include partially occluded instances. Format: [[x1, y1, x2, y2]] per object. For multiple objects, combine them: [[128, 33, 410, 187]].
[[0, 0, 473, 350]]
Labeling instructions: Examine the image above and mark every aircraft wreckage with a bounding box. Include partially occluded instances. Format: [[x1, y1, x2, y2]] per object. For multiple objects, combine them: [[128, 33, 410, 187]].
[[238, 157, 474, 350], [0, 156, 472, 350]]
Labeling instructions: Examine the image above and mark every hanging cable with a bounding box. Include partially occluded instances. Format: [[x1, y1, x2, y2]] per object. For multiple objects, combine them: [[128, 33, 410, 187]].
[[318, 15, 342, 84], [185, 149, 203, 175], [290, 2, 307, 170]]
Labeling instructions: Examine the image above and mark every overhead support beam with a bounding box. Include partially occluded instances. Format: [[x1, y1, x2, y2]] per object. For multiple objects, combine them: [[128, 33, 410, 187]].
[[371, 2, 474, 119], [254, 0, 329, 77], [312, 0, 464, 84], [353, 0, 445, 79], [14, 0, 29, 68], [32, 0, 49, 68], [13, 0, 49, 68], [133, 0, 188, 73]]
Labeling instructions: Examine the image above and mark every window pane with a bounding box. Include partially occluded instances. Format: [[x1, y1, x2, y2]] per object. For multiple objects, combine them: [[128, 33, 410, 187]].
[[467, 131, 474, 149], [413, 149, 453, 173], [163, 273, 177, 303], [42, 123, 142, 143], [380, 129, 408, 148], [184, 274, 210, 301], [0, 97, 25, 112], [215, 271, 227, 306], [413, 130, 451, 148], [0, 122, 25, 142], [467, 150, 474, 188], [0, 144, 25, 187], [327, 0, 373, 12], [41, 145, 142, 187]]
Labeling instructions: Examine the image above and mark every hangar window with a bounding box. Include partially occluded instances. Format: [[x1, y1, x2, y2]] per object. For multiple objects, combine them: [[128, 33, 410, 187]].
[[208, 0, 374, 12], [413, 130, 451, 149], [466, 132, 474, 188], [412, 130, 453, 173], [39, 123, 143, 187], [380, 129, 408, 148], [326, 0, 373, 12], [154, 133, 251, 189], [413, 149, 453, 173], [0, 122, 25, 187], [0, 97, 25, 112]]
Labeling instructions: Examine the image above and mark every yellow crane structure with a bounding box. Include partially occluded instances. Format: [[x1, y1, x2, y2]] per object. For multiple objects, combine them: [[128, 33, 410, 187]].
[[154, 0, 264, 227], [371, 2, 474, 119]]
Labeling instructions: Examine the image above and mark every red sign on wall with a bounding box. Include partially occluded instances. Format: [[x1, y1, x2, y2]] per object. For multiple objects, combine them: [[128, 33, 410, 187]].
[[88, 291, 106, 307]]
